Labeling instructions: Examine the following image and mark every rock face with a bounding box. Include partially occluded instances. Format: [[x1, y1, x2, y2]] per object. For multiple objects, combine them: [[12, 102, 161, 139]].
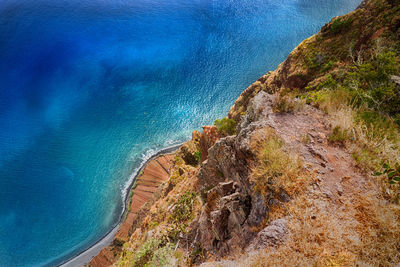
[[196, 182, 252, 257], [247, 218, 288, 251], [199, 126, 220, 162], [194, 92, 295, 259]]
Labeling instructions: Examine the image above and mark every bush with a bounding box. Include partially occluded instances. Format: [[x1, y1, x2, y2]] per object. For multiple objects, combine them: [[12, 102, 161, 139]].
[[356, 111, 400, 142], [273, 95, 298, 113], [131, 239, 161, 267], [321, 60, 336, 72], [330, 17, 354, 34], [214, 117, 236, 136], [194, 150, 201, 164], [251, 127, 305, 196], [328, 126, 350, 145], [150, 243, 174, 267], [346, 50, 399, 115], [169, 191, 197, 224], [375, 162, 400, 185], [167, 191, 197, 241]]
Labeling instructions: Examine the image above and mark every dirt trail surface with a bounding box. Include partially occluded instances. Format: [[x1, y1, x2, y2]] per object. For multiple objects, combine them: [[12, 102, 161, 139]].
[[201, 91, 400, 266]]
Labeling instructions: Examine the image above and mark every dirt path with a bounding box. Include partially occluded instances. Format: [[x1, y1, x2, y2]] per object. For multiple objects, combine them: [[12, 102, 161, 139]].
[[203, 92, 400, 266]]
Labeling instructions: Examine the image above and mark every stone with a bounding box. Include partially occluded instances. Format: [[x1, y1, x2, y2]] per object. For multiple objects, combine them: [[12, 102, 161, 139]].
[[337, 183, 343, 196], [278, 188, 291, 202], [248, 193, 267, 226], [200, 126, 220, 161], [247, 218, 288, 251], [217, 181, 236, 196]]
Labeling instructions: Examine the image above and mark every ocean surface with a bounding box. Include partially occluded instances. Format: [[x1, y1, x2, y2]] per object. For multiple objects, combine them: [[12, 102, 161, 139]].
[[0, 0, 360, 266]]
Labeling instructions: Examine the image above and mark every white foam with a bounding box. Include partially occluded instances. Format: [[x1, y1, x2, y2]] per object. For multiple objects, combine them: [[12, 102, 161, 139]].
[[119, 140, 185, 215]]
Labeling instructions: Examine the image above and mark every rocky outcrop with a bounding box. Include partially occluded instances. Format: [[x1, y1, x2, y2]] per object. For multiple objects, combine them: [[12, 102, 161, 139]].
[[194, 92, 301, 260], [228, 73, 271, 122], [246, 218, 288, 251], [199, 126, 220, 162]]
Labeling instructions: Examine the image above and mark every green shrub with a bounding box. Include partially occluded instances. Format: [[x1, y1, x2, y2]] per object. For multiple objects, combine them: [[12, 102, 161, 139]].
[[132, 180, 138, 190], [272, 95, 303, 113], [132, 238, 162, 267], [214, 117, 236, 136], [194, 150, 201, 164], [169, 191, 197, 224], [356, 111, 400, 142], [346, 50, 399, 115], [167, 191, 197, 241], [149, 243, 174, 267], [330, 17, 354, 34], [375, 162, 400, 185], [321, 60, 336, 72], [328, 126, 351, 144]]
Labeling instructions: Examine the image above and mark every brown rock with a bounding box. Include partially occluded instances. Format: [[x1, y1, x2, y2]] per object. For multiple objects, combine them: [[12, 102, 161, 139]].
[[200, 126, 220, 161]]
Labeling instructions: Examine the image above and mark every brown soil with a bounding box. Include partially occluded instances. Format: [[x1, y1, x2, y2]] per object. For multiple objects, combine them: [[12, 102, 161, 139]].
[[88, 154, 174, 267]]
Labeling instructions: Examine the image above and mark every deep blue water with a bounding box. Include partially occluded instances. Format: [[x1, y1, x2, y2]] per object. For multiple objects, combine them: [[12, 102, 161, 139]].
[[0, 0, 360, 266]]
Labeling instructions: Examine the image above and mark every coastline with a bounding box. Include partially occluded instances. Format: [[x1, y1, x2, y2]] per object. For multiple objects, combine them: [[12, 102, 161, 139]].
[[59, 143, 183, 267]]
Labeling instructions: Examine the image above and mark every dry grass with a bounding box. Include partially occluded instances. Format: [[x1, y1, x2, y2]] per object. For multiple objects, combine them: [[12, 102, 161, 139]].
[[203, 102, 400, 267], [250, 127, 309, 197], [206, 183, 400, 267], [329, 106, 400, 201], [272, 94, 305, 114]]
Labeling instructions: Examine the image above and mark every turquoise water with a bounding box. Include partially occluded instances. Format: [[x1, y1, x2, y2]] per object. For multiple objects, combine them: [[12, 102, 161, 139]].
[[0, 0, 360, 266]]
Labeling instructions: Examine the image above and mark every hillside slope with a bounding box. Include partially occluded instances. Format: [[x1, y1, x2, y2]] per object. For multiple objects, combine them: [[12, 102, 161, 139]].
[[89, 0, 400, 266]]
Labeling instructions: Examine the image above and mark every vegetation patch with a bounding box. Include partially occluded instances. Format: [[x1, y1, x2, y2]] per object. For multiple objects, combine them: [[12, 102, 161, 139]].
[[214, 117, 237, 136], [167, 191, 198, 241], [251, 127, 307, 197], [330, 17, 354, 34], [273, 95, 303, 114], [131, 238, 162, 267], [328, 126, 351, 145], [375, 162, 400, 185]]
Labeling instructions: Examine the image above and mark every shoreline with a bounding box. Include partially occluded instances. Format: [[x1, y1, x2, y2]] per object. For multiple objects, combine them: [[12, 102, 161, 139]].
[[59, 143, 183, 267]]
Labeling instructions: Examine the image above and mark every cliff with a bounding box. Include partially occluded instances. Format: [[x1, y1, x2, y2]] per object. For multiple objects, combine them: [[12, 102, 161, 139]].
[[89, 0, 400, 266]]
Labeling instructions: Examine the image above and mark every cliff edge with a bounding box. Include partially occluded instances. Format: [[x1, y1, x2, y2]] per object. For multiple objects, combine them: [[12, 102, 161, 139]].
[[89, 0, 400, 265]]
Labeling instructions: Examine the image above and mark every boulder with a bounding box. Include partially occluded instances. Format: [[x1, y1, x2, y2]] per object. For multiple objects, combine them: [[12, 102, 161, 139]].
[[247, 218, 288, 251]]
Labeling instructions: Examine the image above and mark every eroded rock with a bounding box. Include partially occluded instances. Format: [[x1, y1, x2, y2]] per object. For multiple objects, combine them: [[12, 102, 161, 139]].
[[247, 218, 288, 251]]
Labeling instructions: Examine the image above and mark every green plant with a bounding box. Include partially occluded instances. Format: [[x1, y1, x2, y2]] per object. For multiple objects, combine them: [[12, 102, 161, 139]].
[[301, 134, 311, 144], [132, 180, 138, 190], [167, 191, 197, 241], [188, 242, 205, 265], [169, 191, 197, 224], [194, 150, 201, 164], [356, 111, 400, 142], [273, 95, 296, 113], [321, 60, 336, 72], [330, 17, 354, 34], [328, 126, 350, 144], [273, 95, 304, 114], [149, 243, 174, 267], [346, 50, 399, 115], [214, 117, 236, 136], [375, 162, 400, 185], [131, 238, 162, 267]]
